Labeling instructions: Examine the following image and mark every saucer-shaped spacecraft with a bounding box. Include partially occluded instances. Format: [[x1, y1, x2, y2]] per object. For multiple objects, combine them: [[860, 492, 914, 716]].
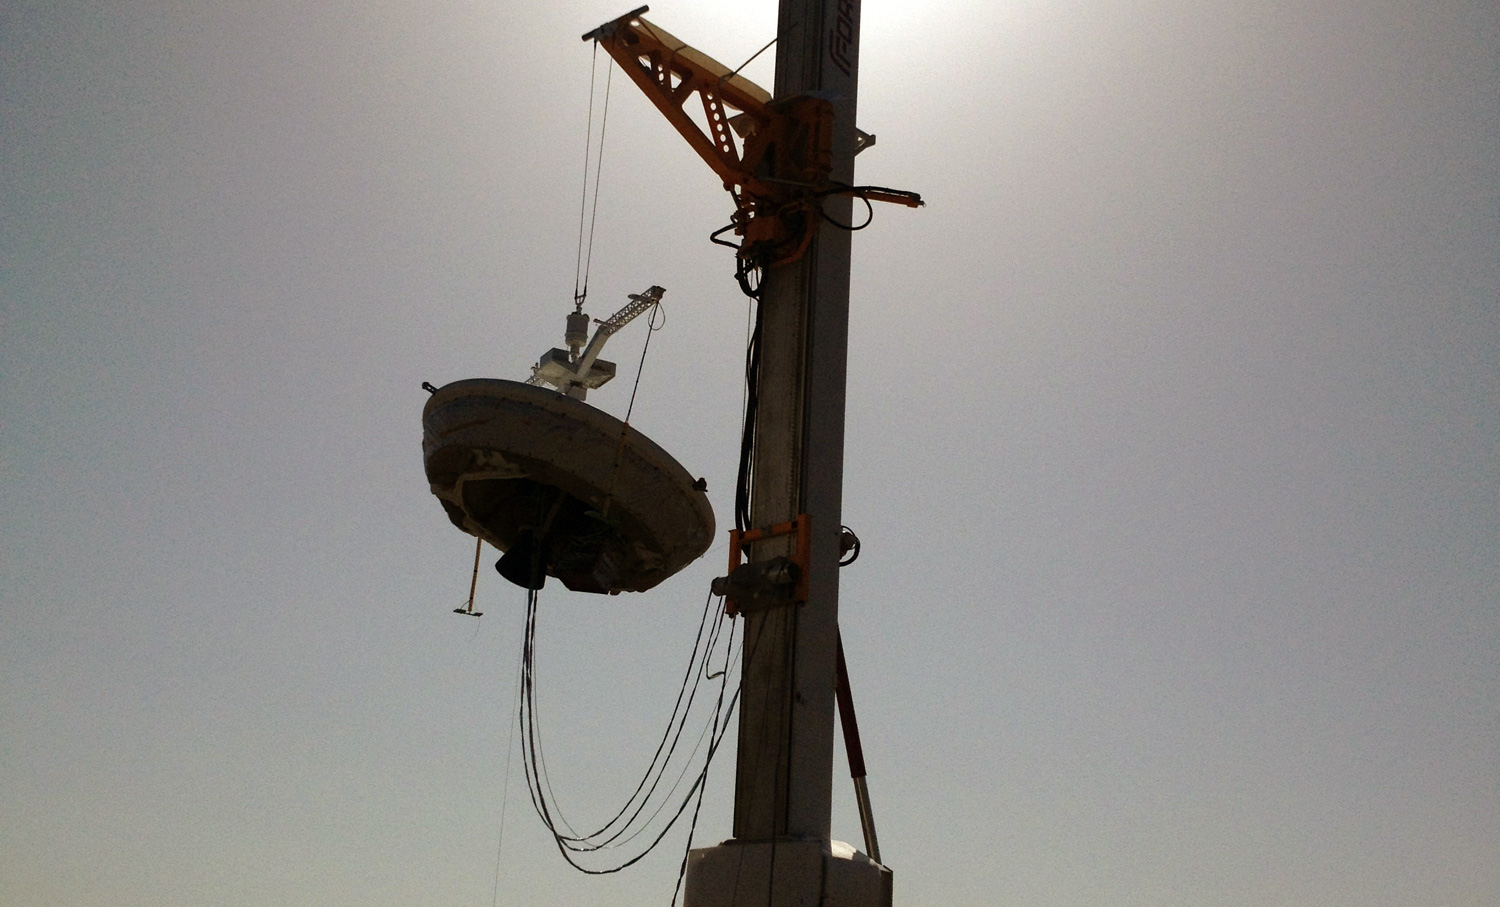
[[422, 378, 714, 594]]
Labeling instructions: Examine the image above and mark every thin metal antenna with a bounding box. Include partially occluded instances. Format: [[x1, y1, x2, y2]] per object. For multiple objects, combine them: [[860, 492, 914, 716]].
[[454, 537, 484, 617]]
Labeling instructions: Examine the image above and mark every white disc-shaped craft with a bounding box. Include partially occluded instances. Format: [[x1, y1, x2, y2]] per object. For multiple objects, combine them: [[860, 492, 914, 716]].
[[422, 378, 715, 594]]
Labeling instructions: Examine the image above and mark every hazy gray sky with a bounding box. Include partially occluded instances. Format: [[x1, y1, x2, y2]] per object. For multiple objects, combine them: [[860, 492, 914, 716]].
[[3, 1, 1496, 905]]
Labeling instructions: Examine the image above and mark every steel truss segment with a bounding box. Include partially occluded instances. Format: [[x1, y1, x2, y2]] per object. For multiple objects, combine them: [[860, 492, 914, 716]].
[[588, 11, 851, 270], [592, 13, 776, 192], [586, 7, 920, 274]]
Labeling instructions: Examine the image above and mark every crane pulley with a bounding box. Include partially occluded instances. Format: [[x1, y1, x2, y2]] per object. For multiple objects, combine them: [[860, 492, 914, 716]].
[[583, 7, 921, 273]]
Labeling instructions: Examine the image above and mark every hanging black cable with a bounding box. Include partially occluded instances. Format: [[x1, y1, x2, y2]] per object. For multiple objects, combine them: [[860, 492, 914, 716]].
[[670, 614, 737, 906], [839, 525, 862, 566], [603, 614, 736, 852], [515, 586, 741, 874], [598, 300, 664, 521], [549, 585, 717, 849], [735, 303, 763, 534], [623, 303, 663, 423], [709, 223, 764, 299], [819, 193, 875, 231]]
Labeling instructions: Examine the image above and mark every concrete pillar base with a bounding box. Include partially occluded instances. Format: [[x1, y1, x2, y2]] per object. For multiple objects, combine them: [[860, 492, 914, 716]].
[[684, 839, 892, 907]]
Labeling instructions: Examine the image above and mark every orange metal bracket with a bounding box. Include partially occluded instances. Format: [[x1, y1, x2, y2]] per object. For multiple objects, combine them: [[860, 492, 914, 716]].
[[586, 10, 784, 199], [723, 514, 812, 616], [584, 9, 917, 268]]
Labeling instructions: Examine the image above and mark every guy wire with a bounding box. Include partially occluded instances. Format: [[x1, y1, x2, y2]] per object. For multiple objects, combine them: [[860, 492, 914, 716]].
[[490, 616, 524, 907]]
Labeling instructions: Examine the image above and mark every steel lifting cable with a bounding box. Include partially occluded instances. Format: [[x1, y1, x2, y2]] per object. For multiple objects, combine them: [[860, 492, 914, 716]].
[[573, 40, 615, 311]]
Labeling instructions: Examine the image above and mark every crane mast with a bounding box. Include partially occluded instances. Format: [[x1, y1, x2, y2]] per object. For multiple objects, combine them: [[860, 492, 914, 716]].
[[585, 3, 906, 906]]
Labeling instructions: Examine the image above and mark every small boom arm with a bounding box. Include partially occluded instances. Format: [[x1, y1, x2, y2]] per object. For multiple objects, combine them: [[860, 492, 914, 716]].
[[526, 286, 665, 400], [574, 286, 661, 381]]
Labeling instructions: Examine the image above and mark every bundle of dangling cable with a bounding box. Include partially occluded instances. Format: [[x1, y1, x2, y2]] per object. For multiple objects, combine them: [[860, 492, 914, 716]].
[[517, 586, 740, 877]]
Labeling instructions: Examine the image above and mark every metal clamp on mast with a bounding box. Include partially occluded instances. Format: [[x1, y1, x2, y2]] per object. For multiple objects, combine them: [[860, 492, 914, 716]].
[[713, 514, 812, 616]]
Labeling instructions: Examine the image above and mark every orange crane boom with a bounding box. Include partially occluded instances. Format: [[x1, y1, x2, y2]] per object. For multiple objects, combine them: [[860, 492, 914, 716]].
[[584, 7, 919, 269]]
